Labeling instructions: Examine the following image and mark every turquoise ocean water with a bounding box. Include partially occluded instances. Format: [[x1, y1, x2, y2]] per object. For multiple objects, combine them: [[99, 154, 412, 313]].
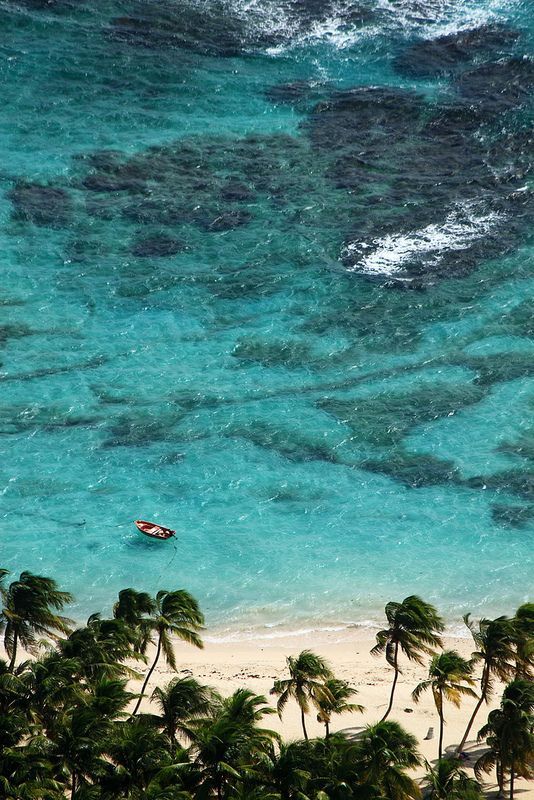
[[0, 0, 533, 638]]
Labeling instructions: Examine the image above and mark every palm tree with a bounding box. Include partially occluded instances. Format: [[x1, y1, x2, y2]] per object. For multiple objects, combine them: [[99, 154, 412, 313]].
[[151, 676, 217, 742], [142, 753, 201, 800], [356, 719, 422, 800], [113, 587, 156, 626], [512, 603, 534, 679], [268, 738, 315, 800], [51, 704, 111, 799], [49, 677, 132, 798], [220, 687, 276, 728], [0, 735, 64, 800], [457, 614, 517, 754], [132, 589, 204, 715], [371, 595, 445, 721], [315, 678, 364, 737], [412, 650, 477, 759], [270, 733, 361, 800], [89, 676, 135, 721], [475, 679, 534, 800], [270, 650, 333, 741], [59, 614, 143, 683], [21, 652, 82, 736], [422, 757, 483, 799], [102, 716, 173, 798], [186, 689, 278, 800], [113, 587, 156, 653], [0, 658, 29, 719], [0, 571, 73, 672]]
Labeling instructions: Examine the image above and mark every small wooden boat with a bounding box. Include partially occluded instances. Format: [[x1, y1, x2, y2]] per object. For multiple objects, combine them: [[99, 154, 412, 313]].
[[134, 520, 176, 540]]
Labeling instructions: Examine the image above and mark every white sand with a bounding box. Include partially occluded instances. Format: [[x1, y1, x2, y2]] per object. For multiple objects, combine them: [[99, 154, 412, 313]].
[[134, 630, 533, 799], [4, 629, 532, 798]]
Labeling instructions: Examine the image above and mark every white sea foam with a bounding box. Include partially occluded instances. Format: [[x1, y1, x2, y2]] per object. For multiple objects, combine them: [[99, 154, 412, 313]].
[[343, 206, 503, 277], [370, 0, 519, 40], [204, 620, 381, 644], [219, 0, 519, 53], [204, 619, 472, 644]]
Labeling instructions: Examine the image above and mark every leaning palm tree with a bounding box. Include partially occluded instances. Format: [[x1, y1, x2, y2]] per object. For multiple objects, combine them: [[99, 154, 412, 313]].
[[131, 589, 204, 715], [412, 650, 477, 759], [371, 595, 445, 721], [59, 614, 142, 684], [315, 678, 364, 737], [0, 571, 73, 672], [457, 614, 517, 754], [475, 680, 534, 800], [113, 588, 156, 653], [356, 720, 422, 800], [270, 650, 333, 740]]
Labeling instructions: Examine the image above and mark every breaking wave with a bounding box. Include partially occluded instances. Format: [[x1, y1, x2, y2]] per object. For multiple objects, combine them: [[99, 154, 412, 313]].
[[343, 206, 503, 278]]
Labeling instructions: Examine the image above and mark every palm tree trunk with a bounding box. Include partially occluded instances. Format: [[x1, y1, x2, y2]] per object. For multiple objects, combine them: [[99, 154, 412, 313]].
[[132, 634, 162, 715], [509, 760, 515, 800], [457, 662, 488, 753], [301, 706, 309, 741], [380, 641, 399, 722], [71, 771, 77, 800], [438, 689, 444, 761], [8, 629, 18, 673], [497, 759, 504, 797], [325, 720, 330, 738]]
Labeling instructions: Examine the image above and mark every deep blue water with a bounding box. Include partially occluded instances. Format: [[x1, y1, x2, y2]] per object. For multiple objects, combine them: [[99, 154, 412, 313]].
[[0, 0, 533, 638]]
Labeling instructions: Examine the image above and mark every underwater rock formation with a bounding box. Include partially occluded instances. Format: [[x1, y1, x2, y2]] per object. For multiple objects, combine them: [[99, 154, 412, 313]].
[[456, 58, 534, 113], [318, 384, 485, 447], [9, 182, 73, 228], [393, 25, 519, 78], [361, 452, 459, 488], [491, 503, 534, 528], [131, 235, 185, 257]]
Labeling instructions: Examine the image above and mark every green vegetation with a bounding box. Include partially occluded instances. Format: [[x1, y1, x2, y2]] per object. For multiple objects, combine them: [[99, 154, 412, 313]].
[[412, 651, 476, 759], [457, 615, 518, 753], [0, 569, 532, 800], [422, 757, 483, 800], [371, 595, 445, 721], [315, 678, 364, 738], [475, 680, 534, 799], [271, 649, 334, 740]]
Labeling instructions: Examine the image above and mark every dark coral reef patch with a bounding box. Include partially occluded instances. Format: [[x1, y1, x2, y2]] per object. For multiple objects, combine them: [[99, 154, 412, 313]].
[[393, 25, 520, 78]]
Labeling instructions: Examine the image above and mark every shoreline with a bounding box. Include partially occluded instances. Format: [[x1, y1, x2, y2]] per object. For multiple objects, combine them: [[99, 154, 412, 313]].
[[200, 620, 474, 645], [2, 629, 532, 797], [64, 603, 481, 643], [131, 631, 533, 798]]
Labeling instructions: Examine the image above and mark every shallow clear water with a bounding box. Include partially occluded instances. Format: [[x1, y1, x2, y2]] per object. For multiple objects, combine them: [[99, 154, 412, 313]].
[[0, 0, 532, 637]]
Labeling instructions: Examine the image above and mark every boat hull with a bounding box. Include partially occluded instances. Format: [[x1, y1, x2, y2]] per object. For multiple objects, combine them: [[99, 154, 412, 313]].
[[134, 520, 175, 540]]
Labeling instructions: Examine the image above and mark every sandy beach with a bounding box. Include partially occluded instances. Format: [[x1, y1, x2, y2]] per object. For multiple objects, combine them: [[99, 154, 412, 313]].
[[132, 629, 534, 799], [2, 626, 532, 797]]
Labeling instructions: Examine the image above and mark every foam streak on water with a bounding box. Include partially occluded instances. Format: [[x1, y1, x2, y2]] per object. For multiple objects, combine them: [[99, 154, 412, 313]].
[[344, 207, 503, 277]]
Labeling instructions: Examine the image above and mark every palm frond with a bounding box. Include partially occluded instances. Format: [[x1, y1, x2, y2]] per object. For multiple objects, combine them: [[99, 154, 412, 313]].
[[412, 680, 431, 703]]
